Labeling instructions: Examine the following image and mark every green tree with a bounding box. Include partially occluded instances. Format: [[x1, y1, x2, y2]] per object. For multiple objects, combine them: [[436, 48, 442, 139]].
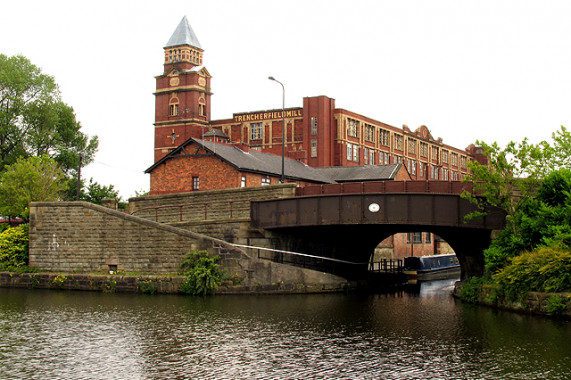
[[24, 100, 98, 175], [484, 169, 571, 272], [0, 54, 98, 173], [462, 126, 570, 235], [0, 155, 67, 220], [62, 177, 125, 207], [84, 179, 120, 205]]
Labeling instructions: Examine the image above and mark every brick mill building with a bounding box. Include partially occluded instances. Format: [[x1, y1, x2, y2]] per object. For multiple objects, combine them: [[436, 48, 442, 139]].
[[146, 16, 483, 258]]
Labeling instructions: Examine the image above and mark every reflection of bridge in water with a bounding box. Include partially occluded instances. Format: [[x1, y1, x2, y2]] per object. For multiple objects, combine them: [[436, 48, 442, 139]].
[[250, 181, 506, 280]]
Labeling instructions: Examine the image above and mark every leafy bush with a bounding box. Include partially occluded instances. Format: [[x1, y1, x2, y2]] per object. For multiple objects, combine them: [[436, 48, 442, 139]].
[[179, 250, 223, 296], [544, 295, 568, 316], [139, 279, 157, 294], [52, 274, 67, 287], [0, 225, 29, 269], [459, 276, 486, 303], [493, 245, 571, 300]]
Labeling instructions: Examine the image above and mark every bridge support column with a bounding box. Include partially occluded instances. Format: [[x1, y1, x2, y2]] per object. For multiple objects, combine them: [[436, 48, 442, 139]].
[[444, 229, 492, 280]]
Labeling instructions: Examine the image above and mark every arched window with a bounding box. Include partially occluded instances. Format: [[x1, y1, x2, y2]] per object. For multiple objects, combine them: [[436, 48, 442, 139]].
[[169, 97, 179, 116], [198, 97, 206, 116]]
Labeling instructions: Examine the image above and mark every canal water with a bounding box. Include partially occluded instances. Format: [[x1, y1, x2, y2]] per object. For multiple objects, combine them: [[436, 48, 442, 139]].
[[0, 279, 569, 379]]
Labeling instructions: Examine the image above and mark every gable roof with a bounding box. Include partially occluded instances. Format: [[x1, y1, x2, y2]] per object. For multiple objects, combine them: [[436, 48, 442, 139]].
[[145, 138, 335, 184], [145, 138, 405, 184], [165, 16, 202, 49]]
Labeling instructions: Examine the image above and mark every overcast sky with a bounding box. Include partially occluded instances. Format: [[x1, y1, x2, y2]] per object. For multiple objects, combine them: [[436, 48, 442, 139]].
[[2, 0, 570, 199]]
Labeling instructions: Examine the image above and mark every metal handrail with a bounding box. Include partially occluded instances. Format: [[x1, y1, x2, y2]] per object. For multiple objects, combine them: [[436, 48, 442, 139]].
[[232, 243, 367, 265], [368, 259, 404, 273], [232, 244, 403, 274]]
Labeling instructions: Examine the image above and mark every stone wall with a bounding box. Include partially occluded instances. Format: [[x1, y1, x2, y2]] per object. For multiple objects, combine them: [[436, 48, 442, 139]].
[[28, 200, 350, 293], [129, 183, 297, 224], [28, 201, 220, 274]]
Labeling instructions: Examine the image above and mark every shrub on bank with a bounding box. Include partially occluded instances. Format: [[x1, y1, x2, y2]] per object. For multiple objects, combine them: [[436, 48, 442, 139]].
[[458, 276, 487, 304], [0, 225, 29, 270], [179, 250, 223, 296], [493, 244, 571, 300]]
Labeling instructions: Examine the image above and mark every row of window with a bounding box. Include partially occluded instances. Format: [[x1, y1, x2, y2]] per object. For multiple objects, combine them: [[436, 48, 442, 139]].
[[166, 48, 202, 65], [407, 232, 432, 244], [345, 144, 465, 180], [346, 142, 467, 170], [193, 175, 274, 191], [169, 101, 206, 117], [345, 119, 468, 168], [241, 175, 271, 187]]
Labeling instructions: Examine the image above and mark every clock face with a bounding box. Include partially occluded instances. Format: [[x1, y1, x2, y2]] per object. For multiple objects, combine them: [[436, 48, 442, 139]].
[[368, 203, 380, 213]]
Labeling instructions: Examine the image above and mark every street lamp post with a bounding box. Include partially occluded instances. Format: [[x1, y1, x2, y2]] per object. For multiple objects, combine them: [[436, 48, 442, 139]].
[[268, 76, 285, 183]]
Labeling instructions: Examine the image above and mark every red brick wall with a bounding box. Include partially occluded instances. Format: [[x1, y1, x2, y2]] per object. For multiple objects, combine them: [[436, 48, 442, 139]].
[[149, 142, 316, 194], [150, 145, 240, 194], [154, 64, 212, 163], [303, 96, 336, 167], [393, 232, 437, 259]]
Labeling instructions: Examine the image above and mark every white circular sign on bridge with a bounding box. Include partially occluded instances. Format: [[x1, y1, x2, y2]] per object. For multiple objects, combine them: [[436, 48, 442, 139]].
[[368, 203, 380, 213]]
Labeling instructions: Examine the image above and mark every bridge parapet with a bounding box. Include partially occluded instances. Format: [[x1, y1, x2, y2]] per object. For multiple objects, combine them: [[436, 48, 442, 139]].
[[296, 180, 475, 197]]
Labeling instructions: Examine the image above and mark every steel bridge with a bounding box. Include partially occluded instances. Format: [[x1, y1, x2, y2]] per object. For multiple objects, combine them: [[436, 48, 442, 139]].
[[250, 181, 506, 280]]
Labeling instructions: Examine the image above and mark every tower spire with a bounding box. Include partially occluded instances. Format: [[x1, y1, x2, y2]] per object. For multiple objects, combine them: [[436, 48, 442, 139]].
[[163, 16, 204, 68], [154, 16, 213, 163], [165, 15, 202, 49]]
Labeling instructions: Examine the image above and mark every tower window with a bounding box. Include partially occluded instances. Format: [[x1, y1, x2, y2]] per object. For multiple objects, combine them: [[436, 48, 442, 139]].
[[199, 103, 205, 116], [192, 176, 200, 190], [311, 117, 318, 135], [311, 139, 317, 157], [170, 103, 179, 116]]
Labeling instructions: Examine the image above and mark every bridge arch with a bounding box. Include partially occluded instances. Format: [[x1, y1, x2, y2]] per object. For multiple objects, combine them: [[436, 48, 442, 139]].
[[251, 193, 506, 280]]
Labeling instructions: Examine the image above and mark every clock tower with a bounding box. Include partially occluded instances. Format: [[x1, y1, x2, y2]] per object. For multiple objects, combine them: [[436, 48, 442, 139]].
[[154, 16, 212, 162]]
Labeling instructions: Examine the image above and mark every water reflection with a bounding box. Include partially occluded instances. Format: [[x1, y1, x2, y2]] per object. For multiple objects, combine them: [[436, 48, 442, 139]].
[[0, 280, 569, 379]]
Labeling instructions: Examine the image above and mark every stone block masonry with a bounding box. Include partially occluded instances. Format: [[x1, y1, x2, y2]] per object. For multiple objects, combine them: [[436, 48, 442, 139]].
[[28, 201, 225, 274], [27, 200, 351, 293], [129, 182, 298, 216]]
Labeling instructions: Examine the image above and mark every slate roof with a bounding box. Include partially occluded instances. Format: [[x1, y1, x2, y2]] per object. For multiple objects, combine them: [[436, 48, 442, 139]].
[[165, 16, 202, 49], [314, 164, 403, 182], [203, 129, 229, 139], [145, 138, 403, 184]]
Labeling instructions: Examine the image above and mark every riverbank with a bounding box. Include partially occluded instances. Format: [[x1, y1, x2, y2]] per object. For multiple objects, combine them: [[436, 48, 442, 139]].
[[0, 271, 356, 295], [453, 281, 571, 319]]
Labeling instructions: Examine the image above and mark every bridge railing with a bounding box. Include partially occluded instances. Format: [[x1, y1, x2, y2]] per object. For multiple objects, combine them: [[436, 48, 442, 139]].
[[295, 180, 475, 197], [368, 259, 404, 274], [130, 200, 251, 223]]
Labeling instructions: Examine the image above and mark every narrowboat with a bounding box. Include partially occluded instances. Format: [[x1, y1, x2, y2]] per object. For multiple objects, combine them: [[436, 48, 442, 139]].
[[403, 253, 460, 281]]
